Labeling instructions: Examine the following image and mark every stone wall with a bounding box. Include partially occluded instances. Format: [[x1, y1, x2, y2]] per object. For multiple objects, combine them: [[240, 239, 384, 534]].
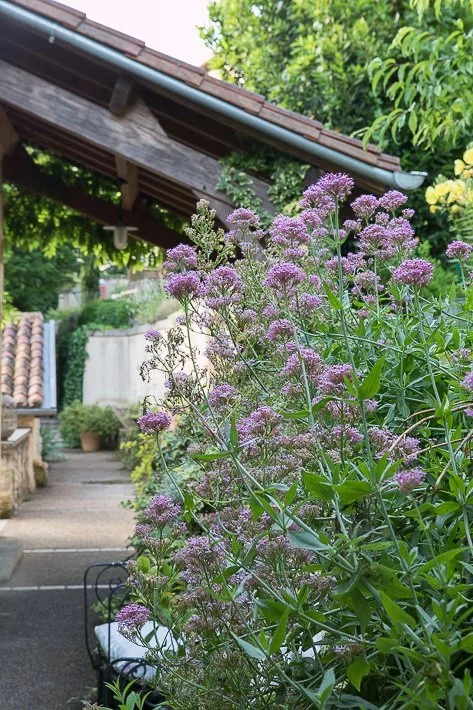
[[0, 428, 35, 518]]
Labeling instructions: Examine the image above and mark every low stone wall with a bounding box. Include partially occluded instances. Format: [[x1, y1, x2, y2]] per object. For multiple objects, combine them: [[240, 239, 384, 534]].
[[0, 428, 35, 518]]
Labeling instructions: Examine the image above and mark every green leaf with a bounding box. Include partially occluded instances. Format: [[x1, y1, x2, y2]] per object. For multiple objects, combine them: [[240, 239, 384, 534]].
[[230, 414, 239, 447], [318, 668, 336, 702], [288, 529, 329, 551], [284, 480, 298, 505], [302, 472, 334, 500], [379, 591, 415, 626], [231, 632, 266, 661], [336, 481, 372, 505], [256, 598, 287, 622], [269, 608, 290, 654], [358, 355, 386, 400], [191, 450, 230, 461], [323, 282, 343, 310], [418, 548, 464, 573], [347, 655, 370, 691]]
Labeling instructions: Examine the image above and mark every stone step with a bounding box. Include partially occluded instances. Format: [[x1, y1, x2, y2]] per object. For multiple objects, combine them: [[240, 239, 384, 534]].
[[0, 537, 23, 582]]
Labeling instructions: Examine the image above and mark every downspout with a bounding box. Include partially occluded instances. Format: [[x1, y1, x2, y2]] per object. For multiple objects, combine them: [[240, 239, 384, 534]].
[[0, 0, 426, 191]]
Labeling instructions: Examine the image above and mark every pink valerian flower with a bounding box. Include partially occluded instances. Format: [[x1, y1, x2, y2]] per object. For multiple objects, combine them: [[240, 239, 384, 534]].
[[137, 411, 172, 434], [296, 293, 323, 314], [116, 604, 150, 631], [351, 194, 378, 219], [358, 224, 395, 259], [164, 244, 198, 273], [165, 271, 201, 299], [316, 173, 355, 201], [451, 348, 471, 362], [174, 536, 225, 583], [326, 253, 366, 276], [227, 208, 260, 229], [462, 371, 473, 392], [352, 270, 383, 295], [446, 240, 473, 260], [266, 319, 293, 341], [300, 209, 323, 229], [144, 328, 162, 341], [393, 259, 434, 288], [280, 348, 323, 380], [264, 262, 305, 294], [270, 215, 311, 247], [393, 467, 426, 493], [318, 364, 354, 394], [145, 494, 181, 528], [343, 219, 361, 233], [334, 644, 363, 659], [369, 427, 420, 462], [379, 190, 408, 212], [300, 185, 336, 214], [203, 265, 245, 309], [237, 406, 282, 441], [208, 383, 240, 412]]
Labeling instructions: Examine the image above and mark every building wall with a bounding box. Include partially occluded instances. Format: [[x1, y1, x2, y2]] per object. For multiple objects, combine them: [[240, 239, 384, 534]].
[[82, 316, 208, 408]]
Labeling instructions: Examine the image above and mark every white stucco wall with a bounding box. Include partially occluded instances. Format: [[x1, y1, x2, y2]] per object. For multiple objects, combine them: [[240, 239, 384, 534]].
[[82, 315, 208, 408]]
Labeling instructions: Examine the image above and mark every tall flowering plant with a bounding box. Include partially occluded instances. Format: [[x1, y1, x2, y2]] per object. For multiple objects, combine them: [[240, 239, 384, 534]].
[[125, 175, 473, 709]]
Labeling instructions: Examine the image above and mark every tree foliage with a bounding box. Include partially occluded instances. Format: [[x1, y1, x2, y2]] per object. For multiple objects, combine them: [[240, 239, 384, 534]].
[[203, 0, 414, 135], [365, 0, 473, 149]]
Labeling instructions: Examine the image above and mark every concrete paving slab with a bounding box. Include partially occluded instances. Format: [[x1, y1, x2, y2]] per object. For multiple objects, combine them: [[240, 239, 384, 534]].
[[0, 538, 23, 582], [0, 589, 96, 710], [0, 549, 133, 588]]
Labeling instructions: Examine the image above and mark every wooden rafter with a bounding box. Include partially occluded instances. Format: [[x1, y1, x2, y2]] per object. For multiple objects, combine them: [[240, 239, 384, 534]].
[[0, 104, 19, 154], [115, 156, 139, 211], [0, 60, 272, 211], [3, 146, 182, 248], [109, 75, 134, 117]]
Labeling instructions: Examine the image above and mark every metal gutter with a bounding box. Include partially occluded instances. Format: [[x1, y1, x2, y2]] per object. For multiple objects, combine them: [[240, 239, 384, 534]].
[[0, 0, 426, 191]]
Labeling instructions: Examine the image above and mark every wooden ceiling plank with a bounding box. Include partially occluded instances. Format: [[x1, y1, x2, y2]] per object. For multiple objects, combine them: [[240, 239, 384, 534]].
[[0, 60, 272, 211], [3, 145, 182, 248]]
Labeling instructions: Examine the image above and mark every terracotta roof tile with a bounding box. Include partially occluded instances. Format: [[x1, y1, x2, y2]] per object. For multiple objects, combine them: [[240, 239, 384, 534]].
[[11, 0, 84, 28], [1, 312, 44, 408], [200, 76, 265, 115], [259, 103, 323, 141], [137, 48, 204, 88], [77, 18, 145, 57]]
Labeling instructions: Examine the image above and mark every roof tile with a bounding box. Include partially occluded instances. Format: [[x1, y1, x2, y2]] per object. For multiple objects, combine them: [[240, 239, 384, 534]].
[[1, 313, 44, 409], [259, 103, 322, 141], [77, 18, 145, 57], [11, 0, 84, 28], [200, 76, 265, 115], [137, 48, 204, 88]]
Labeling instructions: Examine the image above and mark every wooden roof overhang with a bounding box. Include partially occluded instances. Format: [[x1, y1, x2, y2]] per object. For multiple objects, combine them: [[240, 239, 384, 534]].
[[0, 0, 424, 249]]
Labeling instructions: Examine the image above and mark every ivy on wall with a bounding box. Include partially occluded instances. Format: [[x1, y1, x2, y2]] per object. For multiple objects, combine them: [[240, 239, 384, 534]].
[[62, 325, 89, 407]]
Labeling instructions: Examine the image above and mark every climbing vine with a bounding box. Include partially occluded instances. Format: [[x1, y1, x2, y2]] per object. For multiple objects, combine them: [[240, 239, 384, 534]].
[[62, 325, 89, 407], [218, 145, 309, 222]]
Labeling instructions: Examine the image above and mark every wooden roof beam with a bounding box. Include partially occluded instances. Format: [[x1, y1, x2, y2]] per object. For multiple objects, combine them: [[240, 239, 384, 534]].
[[115, 155, 139, 211], [0, 60, 272, 213], [0, 104, 19, 155], [109, 75, 135, 117], [3, 145, 183, 249]]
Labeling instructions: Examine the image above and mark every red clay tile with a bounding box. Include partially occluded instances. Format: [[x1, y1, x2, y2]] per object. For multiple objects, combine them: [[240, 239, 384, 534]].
[[200, 76, 265, 115], [259, 103, 322, 140], [12, 0, 85, 28], [138, 48, 204, 88], [1, 313, 44, 409], [77, 19, 145, 57]]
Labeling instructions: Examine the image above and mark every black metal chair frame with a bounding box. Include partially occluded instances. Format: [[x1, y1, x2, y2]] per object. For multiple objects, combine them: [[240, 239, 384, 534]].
[[83, 560, 164, 708]]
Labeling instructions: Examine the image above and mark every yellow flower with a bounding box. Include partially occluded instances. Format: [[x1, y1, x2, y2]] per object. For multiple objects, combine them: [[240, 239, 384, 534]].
[[435, 181, 451, 199], [451, 204, 461, 214], [425, 186, 438, 205], [463, 169, 473, 179], [429, 205, 440, 213], [463, 148, 473, 165], [455, 159, 466, 176]]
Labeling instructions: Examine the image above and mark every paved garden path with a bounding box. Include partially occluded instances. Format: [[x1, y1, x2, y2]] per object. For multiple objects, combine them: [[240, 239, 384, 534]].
[[0, 449, 135, 710]]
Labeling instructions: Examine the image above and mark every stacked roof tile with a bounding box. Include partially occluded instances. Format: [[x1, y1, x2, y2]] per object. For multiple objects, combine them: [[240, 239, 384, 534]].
[[1, 312, 44, 408]]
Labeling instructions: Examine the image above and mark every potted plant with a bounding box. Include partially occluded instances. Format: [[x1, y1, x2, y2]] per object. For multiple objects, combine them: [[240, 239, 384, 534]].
[[59, 402, 121, 452]]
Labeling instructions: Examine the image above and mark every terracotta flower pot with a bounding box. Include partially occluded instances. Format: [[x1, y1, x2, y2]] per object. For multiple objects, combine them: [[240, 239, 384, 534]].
[[80, 431, 102, 453]]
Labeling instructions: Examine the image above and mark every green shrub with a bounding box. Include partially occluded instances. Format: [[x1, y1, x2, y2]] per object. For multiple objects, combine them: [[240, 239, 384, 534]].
[[79, 298, 136, 329], [59, 402, 121, 449]]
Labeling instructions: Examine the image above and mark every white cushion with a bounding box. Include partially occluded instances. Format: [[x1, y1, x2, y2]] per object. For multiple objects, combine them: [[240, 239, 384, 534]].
[[94, 621, 176, 681]]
